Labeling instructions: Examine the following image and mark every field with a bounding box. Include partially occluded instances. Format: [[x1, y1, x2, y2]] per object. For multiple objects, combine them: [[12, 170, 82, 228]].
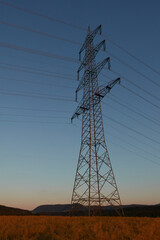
[[0, 216, 160, 240]]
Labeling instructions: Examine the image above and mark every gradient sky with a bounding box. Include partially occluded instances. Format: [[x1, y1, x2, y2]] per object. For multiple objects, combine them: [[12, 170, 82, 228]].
[[0, 0, 160, 210]]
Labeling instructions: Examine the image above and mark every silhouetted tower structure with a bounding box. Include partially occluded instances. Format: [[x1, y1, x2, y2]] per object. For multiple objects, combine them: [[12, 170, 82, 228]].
[[71, 25, 123, 216]]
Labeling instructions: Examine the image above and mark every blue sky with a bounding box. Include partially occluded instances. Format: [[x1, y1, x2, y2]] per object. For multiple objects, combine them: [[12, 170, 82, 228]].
[[0, 0, 160, 210]]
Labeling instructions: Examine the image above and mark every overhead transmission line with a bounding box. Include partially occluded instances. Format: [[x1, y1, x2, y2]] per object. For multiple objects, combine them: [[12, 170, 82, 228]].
[[107, 94, 160, 127], [0, 63, 76, 82], [0, 87, 73, 98], [2, 62, 159, 115], [0, 41, 79, 63], [106, 129, 160, 161], [102, 70, 160, 106], [0, 62, 75, 78], [0, 43, 159, 138], [74, 120, 160, 166], [0, 90, 74, 102], [103, 101, 160, 135], [0, 1, 86, 31], [0, 119, 71, 124], [102, 34, 160, 77], [102, 71, 160, 112], [0, 55, 159, 132], [105, 50, 160, 88], [1, 2, 159, 169], [0, 0, 159, 78], [1, 61, 159, 115], [1, 52, 160, 109], [108, 69, 160, 102], [1, 19, 160, 91], [1, 19, 160, 100], [4, 102, 159, 137], [1, 4, 159, 136], [120, 84, 160, 110], [74, 109, 160, 148], [104, 122, 160, 152], [1, 46, 159, 108], [0, 113, 70, 119], [0, 76, 75, 89], [0, 20, 81, 46], [0, 105, 72, 113], [1, 104, 159, 163], [108, 138, 160, 167], [103, 114, 160, 146]]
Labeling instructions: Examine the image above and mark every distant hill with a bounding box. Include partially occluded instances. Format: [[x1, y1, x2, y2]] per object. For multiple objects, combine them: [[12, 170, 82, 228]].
[[33, 204, 71, 214], [32, 203, 160, 217], [122, 204, 160, 217], [0, 205, 31, 216], [1, 203, 160, 217]]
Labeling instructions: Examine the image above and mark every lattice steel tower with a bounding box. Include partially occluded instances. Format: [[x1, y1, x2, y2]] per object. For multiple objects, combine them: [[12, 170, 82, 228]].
[[71, 25, 123, 216]]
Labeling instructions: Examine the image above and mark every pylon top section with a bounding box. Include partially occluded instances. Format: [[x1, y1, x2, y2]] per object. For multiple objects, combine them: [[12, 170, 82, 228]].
[[79, 25, 102, 61], [71, 25, 121, 122]]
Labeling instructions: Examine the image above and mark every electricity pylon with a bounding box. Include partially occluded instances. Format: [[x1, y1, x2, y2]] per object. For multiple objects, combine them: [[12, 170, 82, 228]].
[[71, 25, 123, 216]]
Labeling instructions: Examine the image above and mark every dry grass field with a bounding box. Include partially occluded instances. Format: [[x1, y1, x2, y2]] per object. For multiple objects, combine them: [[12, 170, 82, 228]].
[[0, 216, 159, 240]]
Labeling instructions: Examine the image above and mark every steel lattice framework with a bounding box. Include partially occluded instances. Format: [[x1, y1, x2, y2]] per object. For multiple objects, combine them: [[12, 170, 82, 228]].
[[71, 25, 123, 216]]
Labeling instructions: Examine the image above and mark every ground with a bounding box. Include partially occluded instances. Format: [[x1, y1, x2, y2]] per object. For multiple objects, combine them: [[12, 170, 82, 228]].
[[0, 216, 160, 240]]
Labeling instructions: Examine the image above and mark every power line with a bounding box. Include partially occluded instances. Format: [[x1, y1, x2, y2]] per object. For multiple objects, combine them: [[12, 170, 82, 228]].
[[0, 105, 72, 113], [101, 77, 160, 126], [102, 70, 160, 105], [0, 76, 75, 89], [74, 120, 160, 166], [0, 87, 73, 98], [109, 93, 160, 126], [3, 18, 160, 97], [106, 129, 160, 161], [104, 122, 160, 152], [101, 72, 160, 111], [0, 90, 74, 102], [2, 18, 160, 93], [108, 138, 160, 167], [1, 0, 159, 78], [3, 16, 159, 94], [0, 1, 86, 31], [0, 64, 76, 82], [2, 19, 160, 103], [0, 113, 70, 119], [120, 84, 160, 110], [1, 48, 157, 139], [0, 41, 79, 63], [0, 62, 75, 78], [1, 51, 76, 73], [1, 29, 159, 108], [0, 119, 71, 124], [106, 50, 160, 88], [103, 101, 160, 135], [0, 20, 81, 46], [109, 69, 160, 102], [0, 62, 77, 83], [2, 61, 159, 106], [103, 114, 160, 145], [102, 34, 160, 77]]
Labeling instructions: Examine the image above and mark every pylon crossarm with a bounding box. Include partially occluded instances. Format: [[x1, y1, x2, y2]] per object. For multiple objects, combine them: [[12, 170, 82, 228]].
[[71, 101, 88, 122], [93, 57, 111, 75], [76, 71, 89, 100], [79, 25, 102, 60], [95, 78, 120, 100], [78, 40, 106, 76], [76, 57, 111, 101]]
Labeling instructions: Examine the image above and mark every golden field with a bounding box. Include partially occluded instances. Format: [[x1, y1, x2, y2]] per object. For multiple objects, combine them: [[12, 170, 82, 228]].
[[0, 216, 160, 240]]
